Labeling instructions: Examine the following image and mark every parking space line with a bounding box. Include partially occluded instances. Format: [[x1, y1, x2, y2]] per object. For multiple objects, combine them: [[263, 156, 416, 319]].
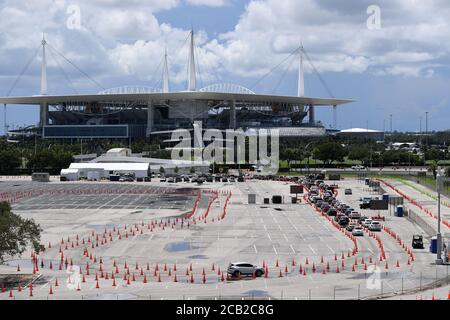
[[308, 245, 316, 255], [326, 244, 335, 254]]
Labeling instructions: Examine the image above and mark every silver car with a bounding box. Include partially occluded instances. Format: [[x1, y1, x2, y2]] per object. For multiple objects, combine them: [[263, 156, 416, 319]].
[[227, 262, 265, 278], [368, 221, 382, 231], [352, 227, 364, 236]]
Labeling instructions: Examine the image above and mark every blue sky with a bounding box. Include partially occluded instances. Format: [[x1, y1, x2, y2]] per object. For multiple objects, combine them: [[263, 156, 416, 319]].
[[1, 0, 449, 134]]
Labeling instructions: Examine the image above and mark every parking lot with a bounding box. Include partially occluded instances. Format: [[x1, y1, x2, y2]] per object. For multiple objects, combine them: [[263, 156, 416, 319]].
[[0, 176, 448, 300]]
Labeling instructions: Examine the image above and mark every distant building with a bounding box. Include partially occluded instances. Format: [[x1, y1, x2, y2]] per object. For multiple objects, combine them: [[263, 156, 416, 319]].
[[61, 148, 210, 181], [390, 142, 420, 152], [337, 128, 385, 141]]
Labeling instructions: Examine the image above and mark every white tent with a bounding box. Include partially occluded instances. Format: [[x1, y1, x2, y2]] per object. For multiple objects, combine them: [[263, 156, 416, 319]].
[[68, 163, 150, 178]]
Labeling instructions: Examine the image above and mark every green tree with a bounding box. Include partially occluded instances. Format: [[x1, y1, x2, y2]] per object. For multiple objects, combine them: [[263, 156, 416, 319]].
[[26, 150, 73, 172], [313, 141, 348, 165], [0, 202, 42, 263], [159, 166, 165, 175], [347, 145, 369, 163], [428, 160, 438, 179], [0, 150, 22, 173], [174, 166, 179, 174], [280, 148, 304, 169]]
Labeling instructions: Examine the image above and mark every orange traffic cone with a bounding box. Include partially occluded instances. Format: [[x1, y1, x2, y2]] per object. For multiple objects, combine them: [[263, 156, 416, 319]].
[[49, 286, 53, 295], [278, 270, 283, 278], [396, 260, 400, 268]]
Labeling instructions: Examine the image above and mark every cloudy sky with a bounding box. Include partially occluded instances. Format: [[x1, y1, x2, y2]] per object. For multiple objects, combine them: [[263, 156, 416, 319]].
[[1, 0, 449, 133]]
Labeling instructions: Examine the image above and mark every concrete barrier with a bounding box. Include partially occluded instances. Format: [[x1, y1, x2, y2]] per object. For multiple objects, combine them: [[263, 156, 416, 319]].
[[406, 207, 436, 238]]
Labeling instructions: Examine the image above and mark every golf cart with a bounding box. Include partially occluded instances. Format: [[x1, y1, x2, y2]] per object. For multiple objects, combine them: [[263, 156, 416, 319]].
[[412, 235, 424, 249]]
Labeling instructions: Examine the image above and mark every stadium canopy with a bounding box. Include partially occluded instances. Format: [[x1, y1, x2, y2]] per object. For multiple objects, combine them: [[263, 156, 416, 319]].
[[0, 92, 353, 107]]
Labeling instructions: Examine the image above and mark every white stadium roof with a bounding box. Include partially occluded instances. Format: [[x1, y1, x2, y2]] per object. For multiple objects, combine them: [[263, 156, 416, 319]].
[[0, 91, 353, 107], [339, 128, 383, 133]]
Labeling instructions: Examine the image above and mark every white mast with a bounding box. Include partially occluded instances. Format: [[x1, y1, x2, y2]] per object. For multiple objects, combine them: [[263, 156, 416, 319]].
[[40, 34, 48, 96], [298, 44, 305, 97], [187, 29, 196, 91], [162, 49, 170, 93]]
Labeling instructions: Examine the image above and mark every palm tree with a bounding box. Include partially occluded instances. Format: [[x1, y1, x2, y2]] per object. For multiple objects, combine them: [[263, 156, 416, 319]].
[[428, 160, 438, 179]]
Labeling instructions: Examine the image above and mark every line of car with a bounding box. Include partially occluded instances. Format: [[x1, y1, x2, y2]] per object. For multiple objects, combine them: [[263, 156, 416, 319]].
[[304, 179, 382, 237], [160, 175, 245, 184]]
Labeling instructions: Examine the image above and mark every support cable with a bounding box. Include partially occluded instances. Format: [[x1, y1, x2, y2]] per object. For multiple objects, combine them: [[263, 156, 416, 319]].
[[5, 44, 41, 97], [249, 47, 299, 92], [46, 43, 106, 91], [47, 45, 79, 94]]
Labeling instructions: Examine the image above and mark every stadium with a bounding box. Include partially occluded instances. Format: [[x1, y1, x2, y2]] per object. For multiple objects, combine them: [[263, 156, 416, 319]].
[[0, 31, 353, 140]]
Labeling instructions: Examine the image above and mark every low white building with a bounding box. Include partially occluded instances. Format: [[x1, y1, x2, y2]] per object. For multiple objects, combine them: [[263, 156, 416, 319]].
[[60, 169, 80, 181], [337, 128, 385, 141], [61, 148, 210, 180], [67, 163, 150, 179], [106, 148, 132, 158]]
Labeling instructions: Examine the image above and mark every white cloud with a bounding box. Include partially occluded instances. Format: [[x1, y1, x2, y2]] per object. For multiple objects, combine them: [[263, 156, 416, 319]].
[[2, 0, 450, 97], [185, 0, 228, 7], [205, 0, 450, 78]]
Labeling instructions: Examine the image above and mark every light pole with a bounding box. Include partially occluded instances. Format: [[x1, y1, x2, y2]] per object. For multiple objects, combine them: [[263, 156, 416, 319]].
[[389, 114, 393, 133], [436, 167, 444, 265]]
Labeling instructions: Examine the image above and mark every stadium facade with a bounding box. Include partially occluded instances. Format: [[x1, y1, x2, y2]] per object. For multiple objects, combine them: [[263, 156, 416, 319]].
[[0, 31, 353, 140]]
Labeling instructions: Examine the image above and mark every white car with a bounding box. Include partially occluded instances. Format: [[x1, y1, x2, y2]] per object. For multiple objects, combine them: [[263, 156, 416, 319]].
[[368, 221, 382, 231], [362, 219, 373, 228], [352, 227, 364, 236], [352, 165, 366, 170]]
